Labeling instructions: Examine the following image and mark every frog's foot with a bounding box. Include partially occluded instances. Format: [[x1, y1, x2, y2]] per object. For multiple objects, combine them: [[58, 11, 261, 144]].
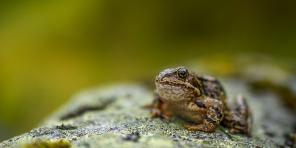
[[150, 108, 162, 118], [150, 96, 172, 120], [184, 98, 223, 132], [151, 108, 172, 120], [222, 95, 252, 136], [160, 111, 172, 120], [184, 119, 217, 132]]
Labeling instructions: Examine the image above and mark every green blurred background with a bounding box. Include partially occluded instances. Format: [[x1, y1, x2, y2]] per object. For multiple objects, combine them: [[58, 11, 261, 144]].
[[0, 0, 296, 140]]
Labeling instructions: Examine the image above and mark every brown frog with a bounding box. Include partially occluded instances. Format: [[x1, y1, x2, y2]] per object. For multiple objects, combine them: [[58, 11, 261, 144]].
[[151, 66, 252, 136]]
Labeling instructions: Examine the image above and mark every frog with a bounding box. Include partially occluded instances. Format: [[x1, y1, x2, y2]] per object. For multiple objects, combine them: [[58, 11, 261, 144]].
[[151, 66, 252, 136]]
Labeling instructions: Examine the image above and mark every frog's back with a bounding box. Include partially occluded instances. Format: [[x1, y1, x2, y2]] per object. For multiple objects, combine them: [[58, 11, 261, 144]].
[[197, 75, 227, 103]]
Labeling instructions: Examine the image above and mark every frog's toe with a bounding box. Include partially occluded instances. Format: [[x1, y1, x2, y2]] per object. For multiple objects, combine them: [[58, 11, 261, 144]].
[[150, 109, 162, 118], [184, 121, 217, 132]]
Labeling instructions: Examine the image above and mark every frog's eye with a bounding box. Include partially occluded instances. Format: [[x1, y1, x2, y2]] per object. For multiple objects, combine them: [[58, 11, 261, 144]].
[[177, 67, 189, 78]]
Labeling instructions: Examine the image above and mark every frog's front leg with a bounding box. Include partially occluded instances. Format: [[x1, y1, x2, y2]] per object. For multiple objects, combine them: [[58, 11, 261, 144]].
[[222, 95, 252, 136], [185, 97, 224, 132], [150, 94, 172, 120]]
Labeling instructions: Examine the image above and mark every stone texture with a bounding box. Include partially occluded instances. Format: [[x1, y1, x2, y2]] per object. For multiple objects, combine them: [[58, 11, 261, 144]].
[[1, 79, 295, 147]]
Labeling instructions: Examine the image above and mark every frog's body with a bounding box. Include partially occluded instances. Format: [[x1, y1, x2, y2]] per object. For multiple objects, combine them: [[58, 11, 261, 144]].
[[151, 67, 251, 135]]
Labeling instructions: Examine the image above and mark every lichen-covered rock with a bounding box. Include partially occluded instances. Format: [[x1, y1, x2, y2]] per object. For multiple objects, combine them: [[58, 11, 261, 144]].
[[0, 81, 295, 147]]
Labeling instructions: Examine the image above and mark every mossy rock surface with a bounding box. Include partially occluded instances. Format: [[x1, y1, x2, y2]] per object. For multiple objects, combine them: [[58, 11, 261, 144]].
[[0, 79, 295, 147]]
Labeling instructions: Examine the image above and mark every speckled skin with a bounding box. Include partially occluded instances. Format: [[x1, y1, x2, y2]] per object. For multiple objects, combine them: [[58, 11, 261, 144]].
[[152, 67, 251, 135]]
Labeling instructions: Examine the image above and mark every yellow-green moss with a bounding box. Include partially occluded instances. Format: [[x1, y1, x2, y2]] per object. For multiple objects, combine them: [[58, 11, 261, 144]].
[[23, 139, 71, 148]]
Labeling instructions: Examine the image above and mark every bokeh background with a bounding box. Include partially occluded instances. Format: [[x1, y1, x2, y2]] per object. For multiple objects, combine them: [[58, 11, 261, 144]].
[[0, 0, 296, 140]]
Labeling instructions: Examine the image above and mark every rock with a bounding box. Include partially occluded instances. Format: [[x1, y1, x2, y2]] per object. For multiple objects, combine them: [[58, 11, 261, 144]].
[[0, 81, 295, 147], [241, 63, 296, 110]]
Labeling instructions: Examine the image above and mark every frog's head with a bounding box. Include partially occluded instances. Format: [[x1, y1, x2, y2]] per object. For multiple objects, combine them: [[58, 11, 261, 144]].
[[155, 67, 202, 102]]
